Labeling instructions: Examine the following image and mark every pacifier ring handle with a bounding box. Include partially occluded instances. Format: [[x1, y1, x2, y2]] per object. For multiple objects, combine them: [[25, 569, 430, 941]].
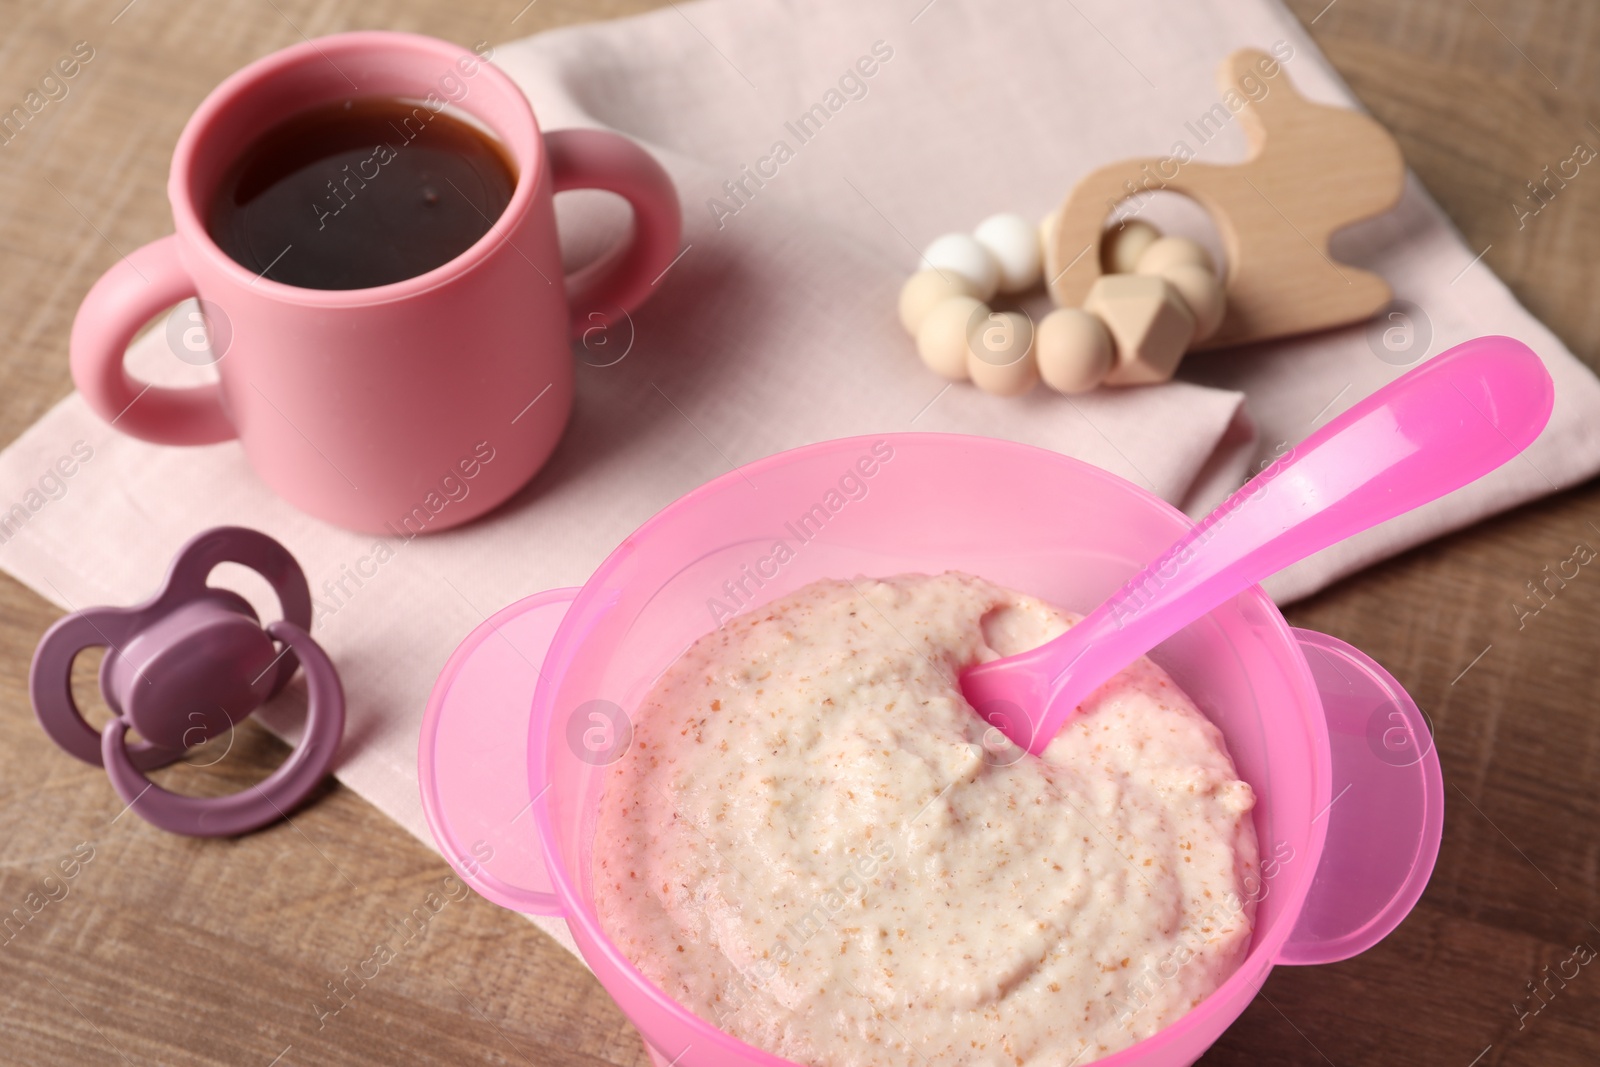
[[99, 621, 346, 837], [164, 526, 314, 700], [30, 608, 185, 771]]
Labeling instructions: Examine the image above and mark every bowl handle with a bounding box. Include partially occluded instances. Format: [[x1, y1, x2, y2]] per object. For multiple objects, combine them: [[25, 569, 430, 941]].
[[1275, 628, 1444, 965], [418, 588, 582, 917]]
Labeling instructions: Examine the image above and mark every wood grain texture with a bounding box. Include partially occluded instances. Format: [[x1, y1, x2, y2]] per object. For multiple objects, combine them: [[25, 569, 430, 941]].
[[1, 1, 1597, 1064]]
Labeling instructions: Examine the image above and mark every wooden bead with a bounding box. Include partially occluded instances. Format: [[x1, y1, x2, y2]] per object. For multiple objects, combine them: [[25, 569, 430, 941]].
[[1159, 262, 1226, 341], [1040, 209, 1060, 250], [1084, 274, 1196, 386], [1135, 235, 1214, 276], [899, 270, 979, 334], [1039, 209, 1061, 280], [1036, 308, 1114, 394], [974, 213, 1042, 293], [921, 233, 1000, 300], [1100, 219, 1160, 274], [965, 310, 1037, 396], [915, 295, 984, 381]]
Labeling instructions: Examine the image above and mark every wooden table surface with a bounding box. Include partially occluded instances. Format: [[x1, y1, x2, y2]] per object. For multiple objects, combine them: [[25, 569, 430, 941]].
[[2, 1, 1598, 1064]]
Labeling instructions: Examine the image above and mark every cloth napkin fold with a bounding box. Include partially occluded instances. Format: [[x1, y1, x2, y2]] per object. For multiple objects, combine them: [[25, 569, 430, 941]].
[[4, 0, 1599, 962]]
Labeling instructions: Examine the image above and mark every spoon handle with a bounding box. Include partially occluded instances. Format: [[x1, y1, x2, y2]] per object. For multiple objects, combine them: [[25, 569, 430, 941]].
[[1035, 335, 1553, 747]]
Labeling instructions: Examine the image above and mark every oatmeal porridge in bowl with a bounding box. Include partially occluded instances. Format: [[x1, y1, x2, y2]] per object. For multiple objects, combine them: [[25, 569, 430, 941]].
[[420, 433, 1443, 1067]]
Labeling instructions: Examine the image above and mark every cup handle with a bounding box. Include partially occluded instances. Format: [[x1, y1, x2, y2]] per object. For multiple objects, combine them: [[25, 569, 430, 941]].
[[1276, 628, 1445, 965], [544, 128, 683, 338], [69, 234, 237, 445]]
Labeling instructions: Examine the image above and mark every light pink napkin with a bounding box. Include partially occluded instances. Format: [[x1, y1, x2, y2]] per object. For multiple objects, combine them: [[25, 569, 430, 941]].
[[3, 0, 1598, 959]]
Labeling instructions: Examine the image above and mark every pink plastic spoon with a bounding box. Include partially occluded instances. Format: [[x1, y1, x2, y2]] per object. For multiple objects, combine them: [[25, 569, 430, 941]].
[[962, 335, 1555, 756]]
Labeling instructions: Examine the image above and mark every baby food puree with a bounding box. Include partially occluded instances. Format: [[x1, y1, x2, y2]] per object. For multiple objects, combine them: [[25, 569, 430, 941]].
[[595, 572, 1258, 1066]]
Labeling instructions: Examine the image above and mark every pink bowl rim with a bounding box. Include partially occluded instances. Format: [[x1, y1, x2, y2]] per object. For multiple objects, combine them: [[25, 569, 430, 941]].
[[530, 430, 1332, 1066]]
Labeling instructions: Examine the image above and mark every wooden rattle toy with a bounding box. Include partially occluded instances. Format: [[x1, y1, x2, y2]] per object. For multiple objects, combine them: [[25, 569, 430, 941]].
[[29, 526, 345, 837], [897, 46, 1406, 396], [1047, 47, 1405, 350]]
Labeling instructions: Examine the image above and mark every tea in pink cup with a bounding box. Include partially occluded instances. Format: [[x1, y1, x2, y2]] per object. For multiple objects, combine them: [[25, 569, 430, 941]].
[[70, 31, 681, 533]]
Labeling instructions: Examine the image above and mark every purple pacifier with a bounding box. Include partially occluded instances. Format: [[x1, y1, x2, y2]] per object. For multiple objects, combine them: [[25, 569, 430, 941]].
[[29, 526, 344, 837]]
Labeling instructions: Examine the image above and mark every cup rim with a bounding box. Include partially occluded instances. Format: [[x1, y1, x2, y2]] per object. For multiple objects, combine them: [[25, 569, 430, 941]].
[[532, 431, 1333, 1066], [168, 30, 541, 307]]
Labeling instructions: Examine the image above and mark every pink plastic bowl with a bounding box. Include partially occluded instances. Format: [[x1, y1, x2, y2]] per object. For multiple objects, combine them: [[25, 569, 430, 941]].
[[419, 432, 1444, 1067]]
